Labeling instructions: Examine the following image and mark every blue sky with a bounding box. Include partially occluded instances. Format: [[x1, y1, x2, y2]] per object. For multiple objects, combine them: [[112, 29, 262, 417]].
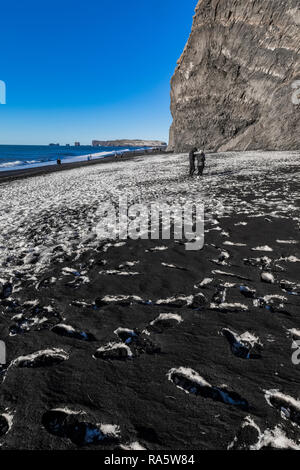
[[0, 0, 197, 145]]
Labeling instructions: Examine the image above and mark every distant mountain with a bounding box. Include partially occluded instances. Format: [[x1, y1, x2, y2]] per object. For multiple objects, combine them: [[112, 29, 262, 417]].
[[92, 139, 167, 148], [169, 0, 300, 152]]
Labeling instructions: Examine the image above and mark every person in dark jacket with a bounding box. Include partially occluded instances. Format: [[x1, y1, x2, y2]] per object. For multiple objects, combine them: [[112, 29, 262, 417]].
[[196, 149, 206, 176], [189, 147, 198, 176]]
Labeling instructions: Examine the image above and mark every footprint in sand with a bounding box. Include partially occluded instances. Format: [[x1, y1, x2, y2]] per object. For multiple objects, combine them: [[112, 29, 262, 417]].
[[95, 295, 144, 307], [265, 390, 300, 426], [42, 408, 120, 446], [147, 313, 183, 334], [51, 324, 96, 341], [239, 286, 256, 299], [221, 328, 262, 359], [280, 280, 300, 296], [260, 295, 289, 314], [227, 416, 300, 450], [167, 367, 249, 410], [94, 342, 133, 360], [0, 413, 11, 438], [94, 325, 162, 361], [11, 348, 69, 368], [156, 293, 206, 309], [119, 327, 160, 353]]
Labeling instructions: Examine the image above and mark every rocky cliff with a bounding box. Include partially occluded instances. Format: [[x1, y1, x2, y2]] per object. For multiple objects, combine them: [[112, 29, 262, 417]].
[[169, 0, 300, 152]]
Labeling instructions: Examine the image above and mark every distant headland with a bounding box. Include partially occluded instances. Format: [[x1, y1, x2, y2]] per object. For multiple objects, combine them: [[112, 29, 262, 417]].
[[92, 139, 167, 148]]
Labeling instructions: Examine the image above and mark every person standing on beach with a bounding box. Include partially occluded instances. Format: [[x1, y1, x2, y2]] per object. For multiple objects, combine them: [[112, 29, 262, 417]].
[[196, 149, 206, 176], [189, 147, 198, 176]]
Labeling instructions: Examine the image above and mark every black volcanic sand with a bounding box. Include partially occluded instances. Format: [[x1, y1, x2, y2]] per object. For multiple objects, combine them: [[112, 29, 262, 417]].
[[0, 152, 299, 450], [0, 148, 167, 184]]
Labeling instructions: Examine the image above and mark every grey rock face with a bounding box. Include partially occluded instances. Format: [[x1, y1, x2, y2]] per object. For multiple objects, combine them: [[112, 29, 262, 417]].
[[169, 0, 300, 152]]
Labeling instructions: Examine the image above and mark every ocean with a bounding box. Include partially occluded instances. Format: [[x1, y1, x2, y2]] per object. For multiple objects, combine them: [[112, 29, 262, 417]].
[[0, 145, 145, 172]]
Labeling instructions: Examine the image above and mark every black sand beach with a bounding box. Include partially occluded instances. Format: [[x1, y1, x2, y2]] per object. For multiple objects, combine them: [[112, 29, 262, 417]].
[[0, 148, 168, 184], [0, 150, 299, 450]]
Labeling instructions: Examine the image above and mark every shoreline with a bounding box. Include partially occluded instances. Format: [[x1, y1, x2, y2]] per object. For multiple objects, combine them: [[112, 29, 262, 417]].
[[0, 147, 170, 184]]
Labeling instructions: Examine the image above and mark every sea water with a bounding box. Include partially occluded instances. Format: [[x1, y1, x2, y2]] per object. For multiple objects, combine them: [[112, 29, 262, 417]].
[[0, 145, 145, 172]]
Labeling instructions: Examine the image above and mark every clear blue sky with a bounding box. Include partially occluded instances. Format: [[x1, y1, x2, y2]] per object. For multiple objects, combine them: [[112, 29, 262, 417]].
[[0, 0, 197, 145]]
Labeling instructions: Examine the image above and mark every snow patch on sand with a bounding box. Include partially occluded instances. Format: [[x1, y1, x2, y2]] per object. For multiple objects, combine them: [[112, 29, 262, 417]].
[[150, 313, 183, 325], [11, 348, 69, 367], [167, 367, 211, 391], [252, 246, 273, 252]]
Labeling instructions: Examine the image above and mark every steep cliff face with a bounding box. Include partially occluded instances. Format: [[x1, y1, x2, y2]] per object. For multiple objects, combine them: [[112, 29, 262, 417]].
[[169, 0, 300, 152]]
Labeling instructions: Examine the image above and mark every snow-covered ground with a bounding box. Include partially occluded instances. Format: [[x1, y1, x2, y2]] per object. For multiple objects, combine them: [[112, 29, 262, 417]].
[[0, 150, 299, 281]]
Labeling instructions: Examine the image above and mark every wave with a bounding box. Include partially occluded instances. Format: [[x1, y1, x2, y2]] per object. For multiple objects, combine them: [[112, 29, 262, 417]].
[[0, 151, 116, 169], [0, 158, 52, 168], [0, 160, 24, 168], [0, 146, 153, 172]]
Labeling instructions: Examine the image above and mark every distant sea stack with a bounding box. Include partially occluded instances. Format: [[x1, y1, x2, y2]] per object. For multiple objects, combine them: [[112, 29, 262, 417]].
[[92, 139, 167, 147], [169, 0, 300, 152]]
